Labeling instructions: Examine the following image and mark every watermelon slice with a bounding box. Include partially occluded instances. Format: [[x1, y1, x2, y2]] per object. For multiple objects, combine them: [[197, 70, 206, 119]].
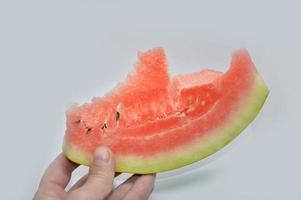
[[63, 48, 269, 173]]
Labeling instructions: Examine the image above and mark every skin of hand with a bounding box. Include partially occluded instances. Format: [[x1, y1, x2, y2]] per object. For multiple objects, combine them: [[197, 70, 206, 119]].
[[34, 147, 156, 200]]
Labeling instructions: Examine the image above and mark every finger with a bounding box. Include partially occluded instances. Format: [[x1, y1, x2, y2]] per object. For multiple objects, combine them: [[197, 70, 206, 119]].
[[78, 146, 115, 199], [69, 172, 121, 192], [39, 153, 78, 190], [123, 174, 156, 200], [106, 175, 140, 200]]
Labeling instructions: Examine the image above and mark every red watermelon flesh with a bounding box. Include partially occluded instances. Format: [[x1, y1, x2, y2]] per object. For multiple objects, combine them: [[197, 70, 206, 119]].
[[63, 48, 269, 173]]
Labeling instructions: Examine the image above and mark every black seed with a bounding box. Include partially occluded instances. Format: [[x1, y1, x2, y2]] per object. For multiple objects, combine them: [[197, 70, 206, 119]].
[[86, 128, 92, 134], [116, 112, 120, 121], [74, 119, 81, 124], [101, 123, 108, 130]]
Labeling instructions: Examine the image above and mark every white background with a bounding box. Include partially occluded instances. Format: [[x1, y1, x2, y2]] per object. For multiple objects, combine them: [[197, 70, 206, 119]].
[[1, 0, 300, 199]]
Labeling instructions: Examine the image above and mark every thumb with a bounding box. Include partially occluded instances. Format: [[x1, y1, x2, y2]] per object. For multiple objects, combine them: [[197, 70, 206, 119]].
[[81, 147, 115, 199]]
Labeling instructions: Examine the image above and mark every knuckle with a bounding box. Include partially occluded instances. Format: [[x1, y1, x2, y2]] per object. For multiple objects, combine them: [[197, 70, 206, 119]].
[[90, 171, 112, 184]]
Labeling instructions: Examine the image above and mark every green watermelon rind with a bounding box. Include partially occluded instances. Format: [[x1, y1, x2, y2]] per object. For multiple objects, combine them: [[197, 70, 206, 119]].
[[63, 75, 269, 173]]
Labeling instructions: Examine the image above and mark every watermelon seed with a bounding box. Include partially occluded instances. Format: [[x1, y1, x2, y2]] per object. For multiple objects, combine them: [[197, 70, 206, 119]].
[[100, 123, 108, 134], [74, 119, 81, 124], [158, 115, 165, 119], [81, 120, 92, 134], [116, 112, 120, 121], [102, 123, 108, 130], [86, 128, 92, 134]]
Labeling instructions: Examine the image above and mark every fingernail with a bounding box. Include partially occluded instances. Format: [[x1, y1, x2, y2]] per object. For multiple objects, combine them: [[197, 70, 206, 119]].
[[94, 147, 110, 165]]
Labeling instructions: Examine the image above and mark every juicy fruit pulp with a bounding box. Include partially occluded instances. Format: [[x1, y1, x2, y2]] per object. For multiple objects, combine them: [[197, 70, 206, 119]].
[[63, 48, 269, 173]]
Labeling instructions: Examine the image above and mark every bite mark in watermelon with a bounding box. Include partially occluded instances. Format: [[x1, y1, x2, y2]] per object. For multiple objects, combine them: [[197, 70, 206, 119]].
[[63, 48, 269, 173]]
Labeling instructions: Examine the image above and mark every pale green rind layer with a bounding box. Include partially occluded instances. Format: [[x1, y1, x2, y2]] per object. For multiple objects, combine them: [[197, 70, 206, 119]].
[[63, 75, 269, 173]]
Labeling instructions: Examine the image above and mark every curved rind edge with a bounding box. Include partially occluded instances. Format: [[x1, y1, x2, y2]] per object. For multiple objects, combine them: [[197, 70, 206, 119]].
[[63, 75, 269, 173]]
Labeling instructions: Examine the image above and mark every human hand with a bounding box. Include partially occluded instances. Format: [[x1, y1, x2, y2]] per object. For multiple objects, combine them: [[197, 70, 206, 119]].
[[34, 147, 155, 200]]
